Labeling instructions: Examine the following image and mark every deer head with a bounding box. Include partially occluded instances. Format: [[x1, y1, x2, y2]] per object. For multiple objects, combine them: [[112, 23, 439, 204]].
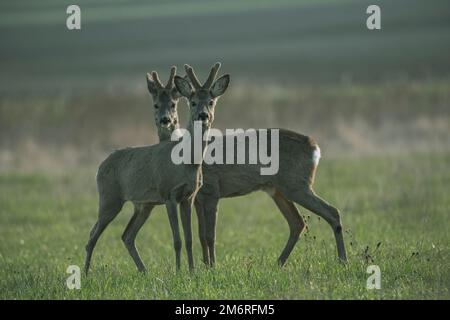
[[146, 66, 181, 141], [174, 62, 230, 132]]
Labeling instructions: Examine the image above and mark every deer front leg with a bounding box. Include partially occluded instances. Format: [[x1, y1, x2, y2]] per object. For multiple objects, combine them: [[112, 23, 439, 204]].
[[194, 199, 210, 266], [180, 199, 194, 271], [165, 200, 182, 271], [204, 198, 219, 267]]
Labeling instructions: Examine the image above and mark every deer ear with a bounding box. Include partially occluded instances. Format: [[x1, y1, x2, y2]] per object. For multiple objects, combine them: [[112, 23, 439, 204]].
[[171, 75, 190, 99], [210, 74, 230, 98], [174, 75, 193, 97], [146, 73, 158, 95]]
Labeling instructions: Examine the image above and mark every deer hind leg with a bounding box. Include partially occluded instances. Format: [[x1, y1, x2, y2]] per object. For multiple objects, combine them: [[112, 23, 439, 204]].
[[122, 203, 154, 273], [194, 200, 210, 266], [84, 198, 124, 275], [180, 200, 194, 271], [165, 200, 182, 271], [270, 189, 306, 266], [285, 187, 347, 262]]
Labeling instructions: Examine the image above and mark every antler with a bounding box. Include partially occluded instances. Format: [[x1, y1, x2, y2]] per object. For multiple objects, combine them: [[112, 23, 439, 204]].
[[165, 66, 176, 89], [151, 71, 164, 89], [184, 62, 222, 90], [203, 62, 221, 89], [184, 64, 202, 89]]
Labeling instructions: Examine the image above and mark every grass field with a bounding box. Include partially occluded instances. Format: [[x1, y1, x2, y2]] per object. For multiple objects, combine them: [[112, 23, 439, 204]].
[[1, 153, 449, 299]]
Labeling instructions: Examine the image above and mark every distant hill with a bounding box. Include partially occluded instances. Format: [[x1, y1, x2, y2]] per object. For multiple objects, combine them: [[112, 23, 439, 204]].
[[1, 0, 449, 95]]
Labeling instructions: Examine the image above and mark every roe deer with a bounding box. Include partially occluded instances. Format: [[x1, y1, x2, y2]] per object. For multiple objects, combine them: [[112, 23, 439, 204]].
[[84, 63, 230, 274], [194, 129, 347, 266], [174, 66, 348, 267]]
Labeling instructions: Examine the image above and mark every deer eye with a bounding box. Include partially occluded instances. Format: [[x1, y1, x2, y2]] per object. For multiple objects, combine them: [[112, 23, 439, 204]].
[[209, 100, 214, 106], [171, 103, 176, 109], [154, 104, 159, 109]]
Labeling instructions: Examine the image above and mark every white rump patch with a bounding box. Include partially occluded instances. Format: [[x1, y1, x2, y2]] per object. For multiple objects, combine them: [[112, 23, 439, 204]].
[[312, 146, 321, 165]]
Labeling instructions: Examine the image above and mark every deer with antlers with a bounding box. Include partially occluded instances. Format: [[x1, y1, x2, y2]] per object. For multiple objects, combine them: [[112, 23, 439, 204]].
[[143, 64, 347, 269], [84, 63, 230, 274]]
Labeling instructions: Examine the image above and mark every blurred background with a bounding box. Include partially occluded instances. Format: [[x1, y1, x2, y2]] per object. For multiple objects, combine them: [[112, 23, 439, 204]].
[[0, 0, 449, 171], [1, 0, 450, 300]]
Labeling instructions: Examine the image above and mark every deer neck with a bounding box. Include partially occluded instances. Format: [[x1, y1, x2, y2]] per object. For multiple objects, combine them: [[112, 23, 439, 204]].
[[186, 120, 210, 169]]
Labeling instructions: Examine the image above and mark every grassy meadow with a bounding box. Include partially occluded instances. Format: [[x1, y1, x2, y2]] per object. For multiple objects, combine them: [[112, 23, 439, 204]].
[[0, 153, 449, 299], [1, 0, 450, 299]]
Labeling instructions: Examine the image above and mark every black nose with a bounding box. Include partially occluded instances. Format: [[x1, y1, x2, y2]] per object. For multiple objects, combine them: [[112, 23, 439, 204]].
[[198, 112, 209, 121], [160, 117, 170, 124]]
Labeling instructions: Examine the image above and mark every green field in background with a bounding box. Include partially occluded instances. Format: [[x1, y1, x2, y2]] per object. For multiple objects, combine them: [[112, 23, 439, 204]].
[[1, 0, 450, 94]]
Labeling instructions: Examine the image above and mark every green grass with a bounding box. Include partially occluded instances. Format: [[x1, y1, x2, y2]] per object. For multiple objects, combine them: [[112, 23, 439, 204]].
[[0, 153, 449, 299]]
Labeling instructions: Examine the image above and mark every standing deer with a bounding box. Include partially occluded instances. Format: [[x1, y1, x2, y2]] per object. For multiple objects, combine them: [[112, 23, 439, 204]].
[[147, 65, 347, 268], [84, 63, 230, 274], [172, 65, 347, 267], [193, 129, 347, 266]]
